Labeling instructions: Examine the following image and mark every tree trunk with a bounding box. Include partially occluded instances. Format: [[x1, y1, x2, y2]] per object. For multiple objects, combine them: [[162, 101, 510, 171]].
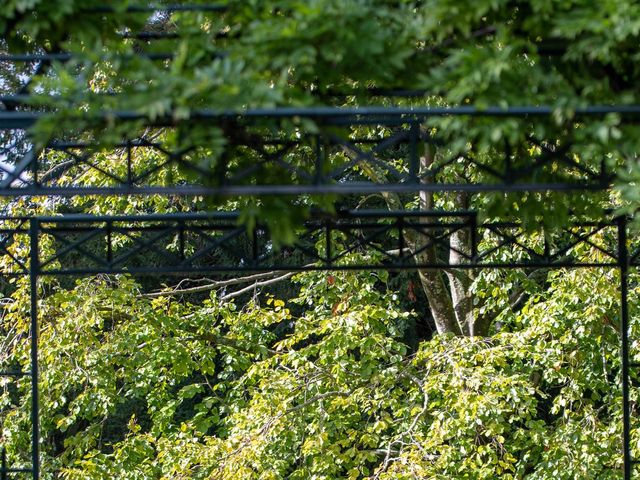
[[413, 144, 462, 335], [444, 192, 475, 336], [344, 139, 479, 336]]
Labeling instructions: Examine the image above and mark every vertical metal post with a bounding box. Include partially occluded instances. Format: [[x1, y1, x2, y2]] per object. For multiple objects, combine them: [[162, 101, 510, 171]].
[[619, 216, 631, 479], [106, 220, 113, 267], [397, 217, 404, 261], [470, 212, 478, 265], [126, 140, 133, 186], [251, 227, 258, 263], [29, 219, 39, 480], [1, 446, 7, 480], [600, 159, 608, 187], [32, 148, 39, 188], [179, 220, 186, 263]]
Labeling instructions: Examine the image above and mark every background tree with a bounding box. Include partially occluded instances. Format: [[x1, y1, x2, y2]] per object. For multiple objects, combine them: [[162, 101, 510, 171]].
[[0, 0, 639, 478], [4, 0, 638, 336]]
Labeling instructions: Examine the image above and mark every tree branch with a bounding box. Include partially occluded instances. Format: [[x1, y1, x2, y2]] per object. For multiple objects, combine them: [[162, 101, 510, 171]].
[[141, 270, 295, 298], [219, 271, 297, 301]]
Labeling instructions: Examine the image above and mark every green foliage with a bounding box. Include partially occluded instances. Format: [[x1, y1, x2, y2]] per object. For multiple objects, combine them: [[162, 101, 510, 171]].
[[0, 264, 631, 479], [2, 2, 640, 478], [4, 0, 640, 226]]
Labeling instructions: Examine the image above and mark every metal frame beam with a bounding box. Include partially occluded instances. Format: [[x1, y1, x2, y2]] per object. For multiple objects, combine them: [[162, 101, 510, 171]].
[[0, 209, 627, 274], [0, 107, 626, 196]]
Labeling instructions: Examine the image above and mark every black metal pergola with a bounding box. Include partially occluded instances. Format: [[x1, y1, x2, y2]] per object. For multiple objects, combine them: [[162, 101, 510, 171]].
[[1, 4, 639, 479], [0, 106, 636, 479]]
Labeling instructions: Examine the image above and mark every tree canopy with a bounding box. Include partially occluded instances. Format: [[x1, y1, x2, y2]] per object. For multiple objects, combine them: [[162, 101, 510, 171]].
[[1, 1, 639, 479]]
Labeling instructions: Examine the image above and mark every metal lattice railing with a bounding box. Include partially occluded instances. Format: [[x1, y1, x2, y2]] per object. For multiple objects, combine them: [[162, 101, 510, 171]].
[[0, 210, 628, 275], [0, 107, 632, 197]]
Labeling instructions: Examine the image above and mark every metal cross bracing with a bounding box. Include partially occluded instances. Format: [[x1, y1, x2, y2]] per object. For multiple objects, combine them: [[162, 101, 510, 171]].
[[0, 106, 634, 197], [0, 210, 632, 276]]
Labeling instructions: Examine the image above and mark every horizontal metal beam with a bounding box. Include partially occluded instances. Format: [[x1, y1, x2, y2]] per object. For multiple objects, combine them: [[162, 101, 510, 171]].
[[0, 183, 610, 197], [0, 371, 30, 377], [0, 210, 628, 276], [2, 105, 640, 128], [0, 114, 614, 196], [0, 53, 176, 62], [31, 262, 622, 276], [82, 4, 228, 13]]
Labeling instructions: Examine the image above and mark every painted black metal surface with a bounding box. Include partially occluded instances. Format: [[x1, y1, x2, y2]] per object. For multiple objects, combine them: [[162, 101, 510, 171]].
[[0, 210, 625, 275], [0, 107, 626, 197]]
